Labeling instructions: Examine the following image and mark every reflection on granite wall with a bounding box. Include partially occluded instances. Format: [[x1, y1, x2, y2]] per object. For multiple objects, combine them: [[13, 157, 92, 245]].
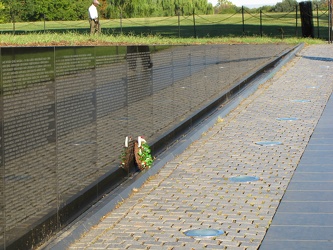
[[0, 44, 292, 249]]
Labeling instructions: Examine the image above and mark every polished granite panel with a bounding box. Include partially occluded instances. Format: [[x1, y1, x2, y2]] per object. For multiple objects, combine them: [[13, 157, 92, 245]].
[[260, 239, 333, 250], [282, 191, 333, 202], [305, 144, 333, 150], [262, 225, 333, 241], [287, 181, 333, 190], [289, 172, 333, 182], [295, 164, 333, 172], [276, 201, 333, 213], [270, 213, 333, 226]]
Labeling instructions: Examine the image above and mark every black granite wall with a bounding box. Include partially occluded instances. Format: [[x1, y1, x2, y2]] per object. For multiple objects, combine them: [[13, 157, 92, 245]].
[[0, 44, 292, 249]]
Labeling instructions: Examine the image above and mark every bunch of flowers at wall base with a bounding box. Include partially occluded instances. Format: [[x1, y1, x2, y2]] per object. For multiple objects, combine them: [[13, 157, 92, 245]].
[[134, 136, 154, 171], [120, 136, 153, 172]]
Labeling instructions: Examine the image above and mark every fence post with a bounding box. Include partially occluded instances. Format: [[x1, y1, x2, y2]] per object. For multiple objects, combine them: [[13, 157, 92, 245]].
[[260, 9, 262, 37], [193, 8, 197, 38], [295, 4, 298, 37], [242, 6, 245, 35], [299, 1, 314, 38], [178, 8, 180, 38], [120, 8, 123, 35], [316, 4, 319, 38], [328, 0, 333, 43], [10, 10, 15, 34], [44, 14, 46, 33]]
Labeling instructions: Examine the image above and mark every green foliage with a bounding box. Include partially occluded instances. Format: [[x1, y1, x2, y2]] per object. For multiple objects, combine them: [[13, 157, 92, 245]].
[[1, 0, 327, 23], [1, 0, 90, 21], [215, 0, 239, 14], [259, 6, 275, 12], [217, 0, 233, 6], [273, 0, 298, 12], [137, 142, 153, 169], [0, 0, 213, 22], [312, 0, 330, 10], [0, 2, 5, 23]]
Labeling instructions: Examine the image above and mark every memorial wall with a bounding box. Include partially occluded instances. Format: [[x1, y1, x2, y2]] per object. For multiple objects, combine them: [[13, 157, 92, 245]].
[[0, 44, 292, 249]]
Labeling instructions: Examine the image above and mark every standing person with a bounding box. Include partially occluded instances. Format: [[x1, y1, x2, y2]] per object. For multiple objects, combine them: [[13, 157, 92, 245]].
[[88, 0, 101, 34]]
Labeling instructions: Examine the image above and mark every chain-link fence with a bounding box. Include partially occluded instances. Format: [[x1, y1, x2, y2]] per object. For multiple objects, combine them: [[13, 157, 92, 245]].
[[0, 4, 332, 41]]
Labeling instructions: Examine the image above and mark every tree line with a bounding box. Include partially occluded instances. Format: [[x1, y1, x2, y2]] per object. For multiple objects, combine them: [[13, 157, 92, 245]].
[[0, 0, 214, 22], [215, 0, 330, 14], [0, 0, 329, 23]]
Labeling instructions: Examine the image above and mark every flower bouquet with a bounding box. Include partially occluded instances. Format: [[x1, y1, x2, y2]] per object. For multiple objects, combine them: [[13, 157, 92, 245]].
[[134, 136, 154, 171], [121, 136, 153, 172]]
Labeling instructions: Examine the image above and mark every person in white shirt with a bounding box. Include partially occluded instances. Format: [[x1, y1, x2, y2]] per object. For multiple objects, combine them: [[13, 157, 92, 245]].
[[88, 0, 101, 34]]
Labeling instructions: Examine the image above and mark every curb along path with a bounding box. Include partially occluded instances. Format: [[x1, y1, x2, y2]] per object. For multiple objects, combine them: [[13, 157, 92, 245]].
[[60, 44, 332, 250]]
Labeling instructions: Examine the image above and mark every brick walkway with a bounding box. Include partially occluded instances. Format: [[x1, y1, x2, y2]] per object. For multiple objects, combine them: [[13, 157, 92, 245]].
[[45, 44, 333, 250]]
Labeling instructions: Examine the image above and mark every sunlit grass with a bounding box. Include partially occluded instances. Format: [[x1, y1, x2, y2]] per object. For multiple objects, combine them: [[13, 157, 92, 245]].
[[0, 13, 329, 30], [0, 31, 326, 47]]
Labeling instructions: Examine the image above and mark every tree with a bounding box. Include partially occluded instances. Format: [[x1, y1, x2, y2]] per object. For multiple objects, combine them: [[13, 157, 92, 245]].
[[2, 0, 23, 22], [0, 0, 99, 21], [0, 1, 5, 23], [215, 0, 237, 14], [312, 0, 329, 10], [217, 0, 233, 7], [0, 0, 213, 22], [260, 5, 275, 12], [274, 0, 298, 12]]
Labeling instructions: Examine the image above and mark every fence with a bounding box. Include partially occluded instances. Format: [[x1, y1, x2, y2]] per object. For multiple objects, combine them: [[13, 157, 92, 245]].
[[0, 43, 296, 249], [0, 5, 332, 40]]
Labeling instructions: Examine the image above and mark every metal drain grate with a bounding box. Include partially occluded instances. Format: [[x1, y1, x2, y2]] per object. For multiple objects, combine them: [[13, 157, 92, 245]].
[[229, 175, 260, 183], [184, 229, 224, 237]]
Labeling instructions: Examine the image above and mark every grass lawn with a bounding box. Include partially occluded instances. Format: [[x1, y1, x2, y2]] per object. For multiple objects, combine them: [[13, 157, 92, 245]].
[[0, 13, 330, 46]]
